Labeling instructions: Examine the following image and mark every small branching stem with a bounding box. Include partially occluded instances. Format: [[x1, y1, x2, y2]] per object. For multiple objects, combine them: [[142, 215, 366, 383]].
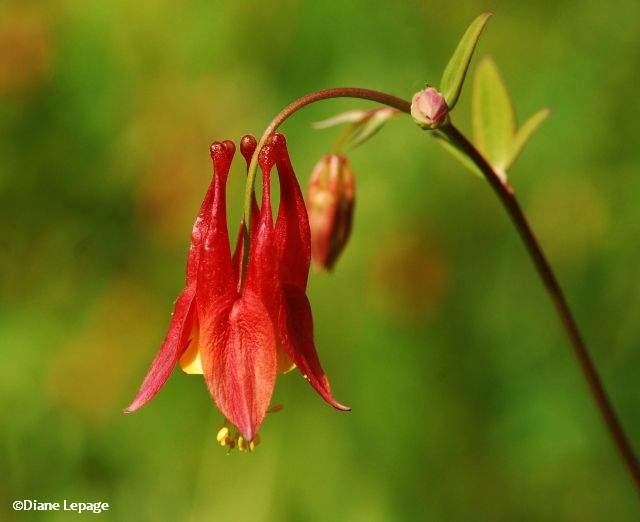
[[244, 87, 640, 496]]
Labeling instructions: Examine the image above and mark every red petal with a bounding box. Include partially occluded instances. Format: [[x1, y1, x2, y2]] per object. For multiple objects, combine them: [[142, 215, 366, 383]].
[[197, 142, 236, 310], [125, 142, 229, 412], [124, 286, 196, 412], [185, 171, 216, 285], [200, 290, 277, 441], [245, 146, 279, 318], [273, 134, 311, 290], [230, 136, 263, 285], [280, 283, 350, 411], [240, 134, 261, 235]]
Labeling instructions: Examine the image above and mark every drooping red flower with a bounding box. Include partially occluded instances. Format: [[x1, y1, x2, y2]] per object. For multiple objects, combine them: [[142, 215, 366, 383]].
[[125, 133, 348, 449]]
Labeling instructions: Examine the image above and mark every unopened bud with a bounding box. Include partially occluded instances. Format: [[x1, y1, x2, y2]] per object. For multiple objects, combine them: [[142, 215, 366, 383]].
[[307, 154, 355, 270], [411, 86, 448, 129]]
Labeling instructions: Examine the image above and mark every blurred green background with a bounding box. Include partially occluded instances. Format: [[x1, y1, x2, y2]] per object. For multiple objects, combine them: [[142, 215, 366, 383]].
[[2, 0, 640, 520]]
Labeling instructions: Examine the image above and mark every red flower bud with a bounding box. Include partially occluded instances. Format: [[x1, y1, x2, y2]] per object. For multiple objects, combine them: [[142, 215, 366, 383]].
[[307, 154, 355, 270]]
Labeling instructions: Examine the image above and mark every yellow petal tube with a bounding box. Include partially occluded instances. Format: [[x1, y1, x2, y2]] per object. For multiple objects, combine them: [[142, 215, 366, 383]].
[[276, 342, 296, 374], [179, 328, 203, 374]]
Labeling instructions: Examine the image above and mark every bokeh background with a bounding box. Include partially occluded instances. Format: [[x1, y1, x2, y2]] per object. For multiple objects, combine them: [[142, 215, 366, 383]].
[[2, 0, 640, 520]]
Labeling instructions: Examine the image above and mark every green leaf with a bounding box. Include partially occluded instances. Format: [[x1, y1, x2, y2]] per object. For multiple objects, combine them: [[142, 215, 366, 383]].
[[506, 108, 550, 170], [314, 107, 400, 151], [472, 57, 515, 174], [440, 12, 492, 110], [347, 108, 397, 149], [433, 132, 483, 178]]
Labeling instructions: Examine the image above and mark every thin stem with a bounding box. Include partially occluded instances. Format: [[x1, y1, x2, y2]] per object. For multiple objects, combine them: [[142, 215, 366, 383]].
[[441, 122, 640, 495], [243, 85, 640, 495], [242, 87, 410, 226]]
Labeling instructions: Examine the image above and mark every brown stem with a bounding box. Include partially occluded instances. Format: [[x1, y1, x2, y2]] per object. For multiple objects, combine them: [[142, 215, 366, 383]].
[[442, 122, 640, 495], [243, 86, 640, 495]]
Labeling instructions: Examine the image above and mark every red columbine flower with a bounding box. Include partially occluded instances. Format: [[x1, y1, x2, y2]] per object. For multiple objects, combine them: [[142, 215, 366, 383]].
[[125, 133, 348, 450], [307, 154, 356, 270]]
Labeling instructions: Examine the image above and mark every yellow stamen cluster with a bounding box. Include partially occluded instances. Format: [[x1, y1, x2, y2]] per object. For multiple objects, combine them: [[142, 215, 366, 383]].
[[215, 405, 283, 453], [216, 425, 261, 453]]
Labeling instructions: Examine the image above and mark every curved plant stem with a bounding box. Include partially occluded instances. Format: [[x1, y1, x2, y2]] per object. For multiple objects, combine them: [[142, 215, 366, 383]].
[[244, 86, 640, 495], [441, 122, 640, 495], [243, 88, 410, 226]]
